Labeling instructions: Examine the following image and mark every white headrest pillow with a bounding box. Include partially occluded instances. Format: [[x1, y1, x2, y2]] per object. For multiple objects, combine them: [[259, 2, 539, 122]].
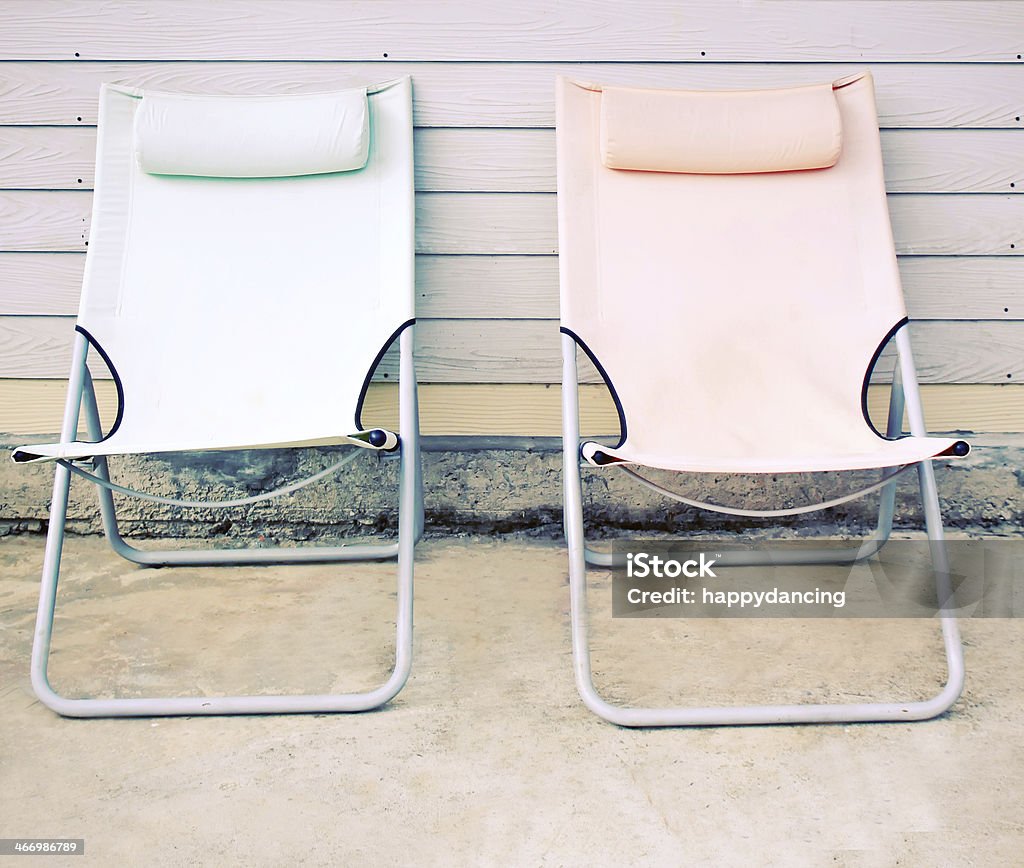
[[134, 89, 370, 178], [600, 82, 842, 175]]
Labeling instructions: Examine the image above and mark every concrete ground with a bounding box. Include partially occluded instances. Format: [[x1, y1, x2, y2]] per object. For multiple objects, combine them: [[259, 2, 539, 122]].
[[1, 535, 1022, 866]]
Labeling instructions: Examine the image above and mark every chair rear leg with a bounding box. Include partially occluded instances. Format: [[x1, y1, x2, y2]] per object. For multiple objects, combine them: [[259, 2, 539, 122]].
[[582, 465, 897, 568], [917, 458, 966, 709], [583, 363, 903, 570], [898, 327, 963, 708], [80, 370, 405, 567]]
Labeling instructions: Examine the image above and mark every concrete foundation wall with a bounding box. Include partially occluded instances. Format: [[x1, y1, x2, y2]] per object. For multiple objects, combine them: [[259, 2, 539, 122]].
[[2, 435, 1019, 541]]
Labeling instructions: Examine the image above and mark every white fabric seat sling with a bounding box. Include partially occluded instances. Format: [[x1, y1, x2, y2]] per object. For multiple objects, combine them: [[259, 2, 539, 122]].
[[556, 72, 970, 727], [13, 77, 422, 717]]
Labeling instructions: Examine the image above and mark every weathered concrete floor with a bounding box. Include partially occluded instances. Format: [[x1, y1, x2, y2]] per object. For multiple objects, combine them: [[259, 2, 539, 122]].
[[1, 535, 1022, 866]]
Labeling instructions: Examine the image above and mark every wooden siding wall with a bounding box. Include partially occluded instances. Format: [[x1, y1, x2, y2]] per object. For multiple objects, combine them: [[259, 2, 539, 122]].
[[0, 0, 1021, 437]]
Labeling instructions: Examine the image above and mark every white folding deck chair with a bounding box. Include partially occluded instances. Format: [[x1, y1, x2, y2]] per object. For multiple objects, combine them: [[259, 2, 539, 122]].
[[13, 77, 422, 717], [556, 72, 971, 727]]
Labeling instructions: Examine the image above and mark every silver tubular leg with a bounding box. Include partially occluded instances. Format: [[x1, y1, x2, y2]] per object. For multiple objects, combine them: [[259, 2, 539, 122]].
[[81, 370, 402, 566], [584, 365, 904, 569], [896, 329, 964, 709], [562, 332, 963, 726], [31, 334, 89, 716], [410, 349, 425, 543], [392, 326, 418, 696], [30, 331, 419, 717]]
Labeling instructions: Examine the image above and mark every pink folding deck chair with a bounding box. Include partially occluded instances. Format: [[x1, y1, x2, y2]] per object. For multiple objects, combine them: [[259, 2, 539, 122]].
[[556, 71, 970, 726]]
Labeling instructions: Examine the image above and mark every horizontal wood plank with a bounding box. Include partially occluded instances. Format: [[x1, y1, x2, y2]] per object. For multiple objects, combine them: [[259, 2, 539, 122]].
[[7, 191, 1015, 255], [0, 126, 96, 190], [0, 191, 91, 251], [420, 256, 1024, 322], [415, 194, 560, 255], [402, 193, 1024, 258], [1, 253, 1021, 320], [897, 258, 1023, 320], [416, 128, 1024, 195], [0, 1, 1018, 62], [2, 126, 1019, 195], [1, 379, 1019, 437], [0, 253, 83, 314], [1, 317, 1020, 384], [414, 255, 559, 320], [0, 62, 1021, 129]]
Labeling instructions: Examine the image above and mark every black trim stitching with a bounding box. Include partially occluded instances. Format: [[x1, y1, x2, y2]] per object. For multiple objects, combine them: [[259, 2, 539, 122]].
[[560, 326, 628, 449], [861, 316, 909, 441], [354, 318, 416, 431], [75, 325, 125, 443]]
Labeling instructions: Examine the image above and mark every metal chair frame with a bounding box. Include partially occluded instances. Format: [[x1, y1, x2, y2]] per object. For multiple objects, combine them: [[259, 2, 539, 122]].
[[30, 327, 423, 718], [561, 325, 964, 727]]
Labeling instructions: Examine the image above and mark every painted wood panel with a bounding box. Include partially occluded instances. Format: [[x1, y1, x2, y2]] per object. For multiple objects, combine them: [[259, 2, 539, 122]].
[[0, 191, 91, 251], [1, 380, 1019, 437], [415, 128, 1023, 195], [2, 253, 1020, 321], [0, 126, 96, 190], [415, 194, 1024, 257], [1, 62, 1020, 128], [0, 1, 1018, 62], [3, 191, 1017, 256], [0, 1, 1018, 439], [2, 126, 1019, 195], [0, 254, 84, 315], [1, 317, 1020, 385]]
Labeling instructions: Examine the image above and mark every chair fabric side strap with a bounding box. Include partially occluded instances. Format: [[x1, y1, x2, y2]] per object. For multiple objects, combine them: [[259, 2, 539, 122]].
[[57, 447, 366, 509], [616, 463, 916, 518]]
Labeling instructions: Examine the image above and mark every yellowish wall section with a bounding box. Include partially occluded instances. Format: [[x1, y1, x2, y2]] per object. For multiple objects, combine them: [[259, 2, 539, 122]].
[[3, 380, 1020, 438]]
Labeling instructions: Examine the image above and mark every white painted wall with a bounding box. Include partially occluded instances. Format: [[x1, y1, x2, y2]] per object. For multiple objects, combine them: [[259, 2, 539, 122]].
[[0, 1, 1020, 433]]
